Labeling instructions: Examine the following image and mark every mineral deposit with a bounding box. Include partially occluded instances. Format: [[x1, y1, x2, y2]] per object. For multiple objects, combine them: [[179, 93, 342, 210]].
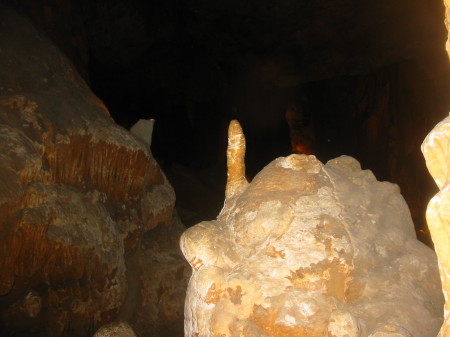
[[181, 121, 443, 337]]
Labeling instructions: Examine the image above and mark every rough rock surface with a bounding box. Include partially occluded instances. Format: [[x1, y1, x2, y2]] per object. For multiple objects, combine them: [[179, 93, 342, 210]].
[[181, 151, 443, 337], [422, 114, 450, 337], [121, 215, 190, 337], [0, 6, 189, 337], [93, 322, 136, 337]]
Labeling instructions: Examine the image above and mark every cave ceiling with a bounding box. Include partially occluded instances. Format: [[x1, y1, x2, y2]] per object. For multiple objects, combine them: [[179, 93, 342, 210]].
[[10, 0, 447, 114]]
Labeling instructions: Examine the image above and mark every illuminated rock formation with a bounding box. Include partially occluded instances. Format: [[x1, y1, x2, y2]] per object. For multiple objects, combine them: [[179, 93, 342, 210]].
[[225, 120, 249, 200], [422, 114, 450, 337], [0, 6, 189, 337], [420, 1, 450, 335], [181, 121, 444, 337]]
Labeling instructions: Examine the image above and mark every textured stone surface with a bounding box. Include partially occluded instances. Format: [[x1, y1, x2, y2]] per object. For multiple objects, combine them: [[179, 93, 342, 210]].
[[0, 6, 188, 337], [422, 114, 450, 337], [130, 119, 155, 148], [93, 322, 136, 337], [120, 215, 190, 337], [181, 124, 443, 336], [421, 2, 450, 334]]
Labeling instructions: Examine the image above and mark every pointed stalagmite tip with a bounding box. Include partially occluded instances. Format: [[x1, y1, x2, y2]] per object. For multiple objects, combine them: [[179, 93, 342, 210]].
[[225, 120, 247, 200]]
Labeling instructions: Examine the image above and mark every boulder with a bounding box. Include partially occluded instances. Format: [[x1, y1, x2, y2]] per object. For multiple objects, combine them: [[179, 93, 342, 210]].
[[0, 6, 188, 337], [181, 121, 444, 337]]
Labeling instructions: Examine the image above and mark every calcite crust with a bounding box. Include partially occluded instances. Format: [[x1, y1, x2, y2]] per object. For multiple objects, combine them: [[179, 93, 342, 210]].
[[182, 153, 443, 337]]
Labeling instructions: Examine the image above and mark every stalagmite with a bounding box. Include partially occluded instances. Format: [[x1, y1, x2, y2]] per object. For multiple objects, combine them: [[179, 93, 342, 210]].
[[224, 120, 248, 200], [181, 121, 443, 337], [422, 114, 450, 337], [130, 118, 155, 148]]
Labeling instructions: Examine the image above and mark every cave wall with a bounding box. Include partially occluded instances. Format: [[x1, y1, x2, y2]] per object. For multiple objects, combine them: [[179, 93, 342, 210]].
[[300, 60, 449, 243]]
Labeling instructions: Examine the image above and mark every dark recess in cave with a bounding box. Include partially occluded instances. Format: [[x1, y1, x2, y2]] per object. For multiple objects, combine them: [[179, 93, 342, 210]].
[[8, 0, 450, 242]]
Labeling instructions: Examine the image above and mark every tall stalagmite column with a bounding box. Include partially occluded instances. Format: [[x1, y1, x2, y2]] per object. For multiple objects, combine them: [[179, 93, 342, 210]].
[[422, 1, 450, 336]]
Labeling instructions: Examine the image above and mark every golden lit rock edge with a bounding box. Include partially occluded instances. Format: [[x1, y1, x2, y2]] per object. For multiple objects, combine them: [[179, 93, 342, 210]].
[[422, 113, 450, 337]]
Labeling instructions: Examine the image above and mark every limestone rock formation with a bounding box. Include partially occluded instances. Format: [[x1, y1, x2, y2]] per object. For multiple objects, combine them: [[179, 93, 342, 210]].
[[93, 322, 136, 337], [181, 123, 443, 337], [420, 0, 450, 334], [422, 114, 450, 337], [125, 215, 190, 337], [130, 119, 155, 148], [0, 6, 189, 337], [225, 120, 248, 200]]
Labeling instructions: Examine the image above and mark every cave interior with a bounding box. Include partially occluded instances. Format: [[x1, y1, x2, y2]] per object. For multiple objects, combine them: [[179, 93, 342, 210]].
[[8, 0, 450, 240]]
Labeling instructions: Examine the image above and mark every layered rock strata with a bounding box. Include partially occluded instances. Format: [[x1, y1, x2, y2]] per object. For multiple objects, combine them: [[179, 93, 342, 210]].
[[181, 121, 444, 337], [0, 6, 189, 337]]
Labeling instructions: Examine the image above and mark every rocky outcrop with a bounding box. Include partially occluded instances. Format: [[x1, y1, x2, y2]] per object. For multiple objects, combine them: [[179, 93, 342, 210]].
[[0, 6, 189, 337], [422, 114, 450, 337], [181, 121, 443, 337]]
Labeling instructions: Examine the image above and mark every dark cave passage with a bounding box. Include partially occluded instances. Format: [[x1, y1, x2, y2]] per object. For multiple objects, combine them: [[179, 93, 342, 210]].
[[85, 0, 450, 240]]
